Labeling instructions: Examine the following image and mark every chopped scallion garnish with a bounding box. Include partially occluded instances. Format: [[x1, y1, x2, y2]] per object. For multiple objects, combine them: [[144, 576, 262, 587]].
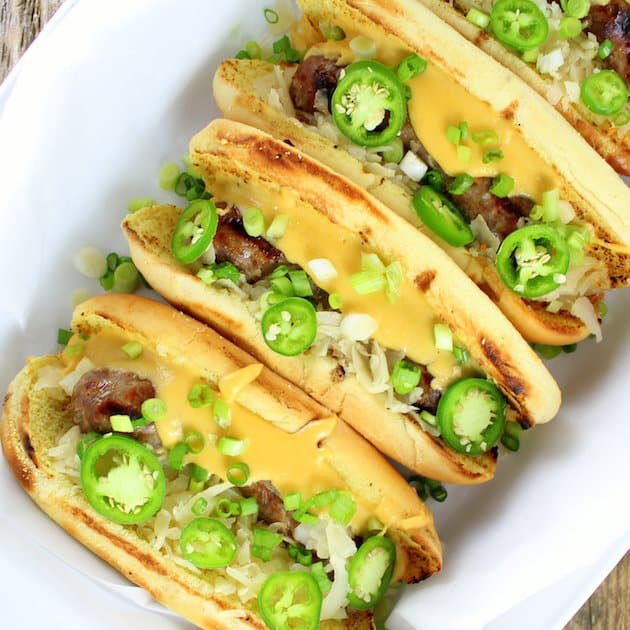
[[141, 397, 167, 421], [433, 323, 453, 351], [110, 414, 133, 433], [466, 7, 490, 28], [448, 173, 474, 195], [391, 359, 421, 395], [57, 328, 73, 346], [489, 173, 515, 198], [217, 436, 248, 457], [226, 462, 250, 487], [243, 207, 265, 237], [122, 341, 143, 359]]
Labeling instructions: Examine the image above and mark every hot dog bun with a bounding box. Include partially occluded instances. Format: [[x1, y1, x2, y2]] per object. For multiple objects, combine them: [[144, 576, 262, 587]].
[[212, 0, 630, 345], [122, 119, 561, 485], [1, 293, 442, 629]]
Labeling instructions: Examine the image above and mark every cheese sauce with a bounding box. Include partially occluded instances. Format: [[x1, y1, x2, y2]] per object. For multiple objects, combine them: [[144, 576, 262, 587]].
[[209, 180, 460, 385], [76, 329, 387, 529]]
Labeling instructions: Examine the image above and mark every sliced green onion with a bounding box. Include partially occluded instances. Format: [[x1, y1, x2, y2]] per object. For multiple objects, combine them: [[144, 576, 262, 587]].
[[328, 292, 343, 309], [235, 49, 251, 60], [191, 463, 209, 483], [471, 130, 499, 146], [424, 478, 448, 502], [433, 323, 453, 351], [482, 149, 504, 163], [391, 359, 421, 395], [188, 477, 205, 494], [598, 300, 608, 317], [283, 491, 302, 512], [598, 38, 614, 60], [106, 252, 120, 271], [100, 270, 114, 291], [270, 276, 294, 297], [319, 21, 345, 41], [501, 421, 524, 451], [113, 261, 140, 293], [311, 562, 332, 594], [532, 343, 562, 359], [246, 40, 263, 59], [362, 252, 386, 274], [270, 265, 289, 279], [141, 398, 166, 422], [168, 442, 191, 470], [446, 125, 462, 145], [214, 399, 232, 429], [64, 343, 84, 357], [294, 511, 318, 524], [541, 188, 559, 222], [397, 54, 427, 82], [448, 173, 474, 195], [57, 328, 73, 346], [467, 7, 490, 28], [522, 46, 540, 63], [252, 527, 283, 561], [558, 16, 583, 39], [385, 261, 404, 303], [121, 341, 143, 359], [215, 498, 240, 518], [350, 35, 376, 59], [109, 414, 133, 433], [288, 270, 313, 297], [192, 497, 208, 516], [196, 267, 215, 285], [243, 208, 265, 237], [380, 137, 405, 164], [329, 492, 357, 526], [240, 497, 259, 517], [217, 436, 248, 457], [159, 162, 180, 190], [127, 197, 156, 213], [264, 8, 279, 24], [76, 431, 101, 460], [561, 0, 590, 19], [457, 144, 472, 163], [422, 169, 444, 190], [490, 173, 515, 198], [349, 270, 387, 295], [453, 345, 469, 364], [310, 489, 339, 508], [210, 261, 240, 283], [184, 431, 205, 454], [420, 410, 437, 427], [459, 121, 470, 141], [289, 544, 313, 566], [226, 462, 250, 486], [266, 214, 289, 240], [188, 383, 214, 409]]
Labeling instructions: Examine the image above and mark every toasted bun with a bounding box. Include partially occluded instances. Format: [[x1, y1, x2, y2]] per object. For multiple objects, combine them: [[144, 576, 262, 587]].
[[413, 0, 630, 176], [122, 119, 561, 484], [212, 0, 630, 342], [1, 294, 442, 628]]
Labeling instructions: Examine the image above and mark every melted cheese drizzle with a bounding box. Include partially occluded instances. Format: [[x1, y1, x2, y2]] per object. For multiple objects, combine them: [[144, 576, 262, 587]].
[[211, 180, 459, 386], [78, 329, 383, 529], [407, 65, 559, 199]]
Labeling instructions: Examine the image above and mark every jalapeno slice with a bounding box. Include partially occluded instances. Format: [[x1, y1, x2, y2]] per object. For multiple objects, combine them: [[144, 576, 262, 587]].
[[80, 434, 166, 525], [413, 186, 474, 247], [495, 224, 570, 298], [437, 378, 507, 455], [258, 571, 322, 630], [331, 60, 407, 147], [581, 70, 629, 116], [170, 199, 218, 264], [347, 535, 396, 611], [490, 0, 549, 51], [179, 517, 237, 569], [261, 297, 317, 356]]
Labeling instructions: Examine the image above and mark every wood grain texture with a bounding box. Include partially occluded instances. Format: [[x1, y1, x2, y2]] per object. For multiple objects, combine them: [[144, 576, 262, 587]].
[[0, 1, 628, 629]]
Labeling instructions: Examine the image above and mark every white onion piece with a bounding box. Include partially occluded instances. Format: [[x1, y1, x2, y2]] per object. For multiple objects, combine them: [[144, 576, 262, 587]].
[[200, 243, 216, 265], [571, 296, 602, 342], [563, 80, 580, 103], [557, 200, 576, 224], [340, 313, 377, 341], [399, 151, 428, 182], [537, 49, 564, 74], [58, 357, 95, 396], [72, 246, 107, 278], [308, 258, 338, 283]]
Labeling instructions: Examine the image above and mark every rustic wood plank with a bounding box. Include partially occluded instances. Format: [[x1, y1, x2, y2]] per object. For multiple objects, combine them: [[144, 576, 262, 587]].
[[0, 2, 628, 629]]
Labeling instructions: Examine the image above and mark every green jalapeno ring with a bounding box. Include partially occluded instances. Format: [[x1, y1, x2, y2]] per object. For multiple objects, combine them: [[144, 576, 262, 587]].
[[331, 60, 407, 148], [581, 70, 629, 116], [261, 297, 318, 356], [80, 434, 166, 525], [179, 517, 237, 569], [170, 199, 218, 264], [437, 378, 507, 456], [347, 535, 397, 610], [258, 571, 322, 630], [413, 185, 474, 247], [490, 0, 550, 51], [495, 224, 570, 298]]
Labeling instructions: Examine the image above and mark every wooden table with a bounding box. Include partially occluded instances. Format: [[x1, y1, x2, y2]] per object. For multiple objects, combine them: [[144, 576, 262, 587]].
[[1, 1, 628, 628]]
